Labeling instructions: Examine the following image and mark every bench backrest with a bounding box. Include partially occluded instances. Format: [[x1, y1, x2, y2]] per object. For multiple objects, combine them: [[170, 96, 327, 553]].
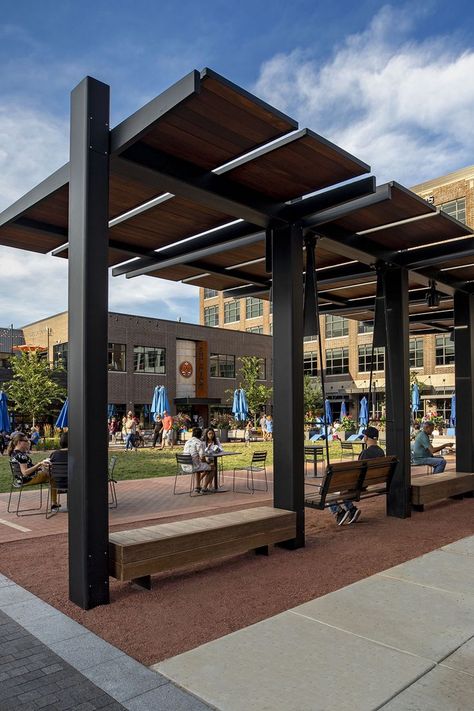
[[363, 456, 398, 488], [321, 461, 367, 500]]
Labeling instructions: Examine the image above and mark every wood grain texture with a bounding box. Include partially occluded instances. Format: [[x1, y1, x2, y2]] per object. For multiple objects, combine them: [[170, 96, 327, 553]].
[[411, 472, 474, 505]]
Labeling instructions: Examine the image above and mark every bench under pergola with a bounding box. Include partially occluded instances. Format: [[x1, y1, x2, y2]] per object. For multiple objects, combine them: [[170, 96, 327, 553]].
[[1, 68, 473, 609]]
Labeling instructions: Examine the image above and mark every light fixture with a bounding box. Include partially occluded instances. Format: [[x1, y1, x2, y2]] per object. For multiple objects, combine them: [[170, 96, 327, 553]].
[[425, 280, 441, 309]]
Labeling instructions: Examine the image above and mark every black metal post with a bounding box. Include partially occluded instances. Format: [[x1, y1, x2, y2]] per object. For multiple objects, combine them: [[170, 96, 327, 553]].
[[384, 267, 411, 518], [454, 291, 474, 472], [68, 77, 110, 609], [272, 223, 305, 547]]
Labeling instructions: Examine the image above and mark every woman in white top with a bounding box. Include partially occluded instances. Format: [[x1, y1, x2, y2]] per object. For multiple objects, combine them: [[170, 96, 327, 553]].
[[183, 427, 213, 494]]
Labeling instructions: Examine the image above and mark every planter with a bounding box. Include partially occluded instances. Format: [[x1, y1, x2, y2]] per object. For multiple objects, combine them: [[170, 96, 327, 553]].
[[217, 429, 229, 443]]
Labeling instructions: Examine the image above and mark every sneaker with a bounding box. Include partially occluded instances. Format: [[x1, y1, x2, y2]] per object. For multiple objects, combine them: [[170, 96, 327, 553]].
[[51, 504, 61, 512], [335, 508, 351, 526], [194, 487, 202, 494], [13, 476, 23, 489], [346, 507, 361, 525], [201, 488, 210, 494]]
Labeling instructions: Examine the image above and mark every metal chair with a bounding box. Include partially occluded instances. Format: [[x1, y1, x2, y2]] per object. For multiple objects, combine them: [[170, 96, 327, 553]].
[[340, 442, 356, 460], [232, 451, 268, 494], [46, 462, 68, 519], [174, 453, 197, 495], [108, 456, 118, 508], [304, 446, 324, 477], [8, 460, 45, 517]]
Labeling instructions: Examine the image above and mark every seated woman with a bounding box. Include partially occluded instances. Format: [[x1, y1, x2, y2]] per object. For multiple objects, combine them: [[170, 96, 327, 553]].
[[202, 427, 223, 487], [183, 427, 213, 494], [8, 433, 59, 510]]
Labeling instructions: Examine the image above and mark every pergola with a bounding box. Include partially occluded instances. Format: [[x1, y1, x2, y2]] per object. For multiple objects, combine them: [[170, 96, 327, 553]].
[[1, 69, 474, 610]]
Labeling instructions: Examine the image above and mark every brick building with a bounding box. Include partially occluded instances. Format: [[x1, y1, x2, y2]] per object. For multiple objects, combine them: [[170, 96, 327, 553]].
[[20, 311, 272, 424], [0, 326, 25, 385], [199, 164, 474, 423]]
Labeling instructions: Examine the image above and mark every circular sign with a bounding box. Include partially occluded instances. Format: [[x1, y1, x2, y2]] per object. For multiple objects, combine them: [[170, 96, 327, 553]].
[[179, 360, 193, 378]]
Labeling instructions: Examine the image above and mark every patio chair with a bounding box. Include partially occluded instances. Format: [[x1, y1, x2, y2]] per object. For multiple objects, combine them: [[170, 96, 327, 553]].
[[7, 460, 45, 517], [232, 451, 268, 494], [46, 462, 68, 519], [304, 446, 324, 477], [174, 453, 197, 495], [108, 456, 118, 508]]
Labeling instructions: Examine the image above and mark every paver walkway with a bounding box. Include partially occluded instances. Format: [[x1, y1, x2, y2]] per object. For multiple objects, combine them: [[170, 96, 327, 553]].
[[155, 534, 474, 711]]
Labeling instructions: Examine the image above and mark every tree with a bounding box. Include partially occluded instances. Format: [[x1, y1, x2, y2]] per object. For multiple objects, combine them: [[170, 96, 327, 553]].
[[4, 351, 66, 425], [236, 356, 272, 425], [303, 375, 323, 417]]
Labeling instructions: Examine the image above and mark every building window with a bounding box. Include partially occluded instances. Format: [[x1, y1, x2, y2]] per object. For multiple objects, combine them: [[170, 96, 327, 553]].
[[269, 301, 273, 314], [246, 297, 263, 319], [246, 325, 263, 334], [257, 357, 266, 380], [204, 305, 219, 327], [108, 343, 126, 372], [409, 338, 424, 368], [204, 288, 218, 299], [358, 321, 374, 334], [326, 347, 349, 375], [435, 335, 455, 365], [53, 343, 68, 370], [134, 346, 166, 374], [432, 397, 453, 424], [358, 345, 385, 372], [304, 335, 317, 342], [224, 300, 240, 323], [439, 198, 466, 224], [325, 315, 349, 338], [210, 353, 235, 378], [304, 351, 318, 377]]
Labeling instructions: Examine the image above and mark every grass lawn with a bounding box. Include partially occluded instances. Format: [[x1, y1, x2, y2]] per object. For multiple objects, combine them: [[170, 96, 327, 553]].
[[0, 440, 345, 494]]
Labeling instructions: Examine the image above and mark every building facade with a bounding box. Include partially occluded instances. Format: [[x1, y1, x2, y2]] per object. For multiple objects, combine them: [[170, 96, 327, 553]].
[[199, 164, 474, 422], [20, 312, 272, 424], [0, 327, 25, 385]]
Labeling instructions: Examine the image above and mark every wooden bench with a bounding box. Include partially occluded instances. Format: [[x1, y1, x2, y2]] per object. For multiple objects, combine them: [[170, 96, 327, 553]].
[[411, 472, 474, 511], [109, 506, 296, 589], [304, 456, 398, 510]]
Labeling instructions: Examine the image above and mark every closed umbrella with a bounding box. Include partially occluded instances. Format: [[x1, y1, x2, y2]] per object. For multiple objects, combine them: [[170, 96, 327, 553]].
[[324, 399, 333, 425], [359, 396, 369, 426], [450, 394, 456, 427], [107, 404, 117, 418], [56, 398, 68, 428], [411, 383, 420, 415], [339, 401, 347, 420], [232, 389, 241, 419], [151, 386, 170, 417], [0, 390, 11, 433], [239, 389, 249, 421]]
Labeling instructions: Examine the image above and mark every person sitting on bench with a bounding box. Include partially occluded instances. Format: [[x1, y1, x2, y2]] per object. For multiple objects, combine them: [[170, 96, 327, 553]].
[[330, 426, 385, 526], [411, 421, 453, 474]]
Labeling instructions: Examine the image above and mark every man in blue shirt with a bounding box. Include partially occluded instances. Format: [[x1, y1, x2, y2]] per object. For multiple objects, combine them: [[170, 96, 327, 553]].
[[412, 421, 453, 473]]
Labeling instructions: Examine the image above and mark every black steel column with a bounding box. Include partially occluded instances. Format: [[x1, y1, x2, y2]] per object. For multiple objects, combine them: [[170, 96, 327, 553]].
[[454, 291, 474, 472], [68, 77, 110, 609], [272, 223, 305, 547], [384, 266, 411, 518]]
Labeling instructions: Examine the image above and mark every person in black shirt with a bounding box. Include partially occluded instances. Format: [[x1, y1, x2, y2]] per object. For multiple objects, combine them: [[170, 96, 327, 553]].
[[330, 426, 385, 525], [8, 434, 59, 508], [50, 431, 68, 464]]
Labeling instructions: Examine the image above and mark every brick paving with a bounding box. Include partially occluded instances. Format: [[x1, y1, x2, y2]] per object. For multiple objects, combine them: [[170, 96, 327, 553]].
[[0, 609, 125, 710]]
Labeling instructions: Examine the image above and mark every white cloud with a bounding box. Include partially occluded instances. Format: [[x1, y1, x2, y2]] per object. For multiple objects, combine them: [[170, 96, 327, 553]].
[[254, 5, 474, 185]]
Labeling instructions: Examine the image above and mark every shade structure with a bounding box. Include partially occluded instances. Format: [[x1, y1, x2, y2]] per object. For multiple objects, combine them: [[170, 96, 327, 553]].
[[232, 388, 248, 421], [339, 401, 347, 420], [55, 398, 68, 428], [324, 399, 333, 425], [359, 396, 369, 426], [107, 404, 117, 418], [151, 386, 170, 417], [0, 390, 10, 433], [450, 394, 456, 427], [411, 383, 421, 414]]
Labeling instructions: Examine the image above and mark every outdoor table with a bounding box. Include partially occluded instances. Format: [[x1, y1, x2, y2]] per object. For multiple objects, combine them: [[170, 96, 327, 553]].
[[304, 445, 325, 478], [205, 451, 242, 491]]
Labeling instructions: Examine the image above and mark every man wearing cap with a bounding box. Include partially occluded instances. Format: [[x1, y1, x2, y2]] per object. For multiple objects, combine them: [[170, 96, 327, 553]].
[[411, 421, 453, 473], [330, 426, 385, 525]]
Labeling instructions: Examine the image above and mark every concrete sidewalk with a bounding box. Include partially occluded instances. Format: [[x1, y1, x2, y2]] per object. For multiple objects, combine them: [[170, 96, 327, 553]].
[[155, 535, 474, 711]]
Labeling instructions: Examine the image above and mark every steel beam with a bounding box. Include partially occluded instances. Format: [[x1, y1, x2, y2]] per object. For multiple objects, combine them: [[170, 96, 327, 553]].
[[272, 223, 305, 548], [68, 77, 110, 609], [398, 236, 474, 269], [174, 260, 269, 287], [0, 164, 69, 229], [280, 177, 376, 222], [454, 292, 474, 472], [384, 267, 411, 518], [222, 284, 270, 299], [302, 184, 392, 231]]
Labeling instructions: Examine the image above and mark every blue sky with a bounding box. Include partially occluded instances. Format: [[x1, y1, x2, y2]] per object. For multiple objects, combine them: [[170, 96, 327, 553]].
[[1, 1, 474, 327]]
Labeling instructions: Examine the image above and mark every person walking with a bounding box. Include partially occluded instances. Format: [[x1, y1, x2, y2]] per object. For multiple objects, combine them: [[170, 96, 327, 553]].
[[124, 411, 137, 451], [160, 411, 174, 450]]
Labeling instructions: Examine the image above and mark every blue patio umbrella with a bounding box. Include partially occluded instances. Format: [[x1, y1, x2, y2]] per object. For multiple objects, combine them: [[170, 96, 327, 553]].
[[339, 400, 347, 420], [359, 396, 369, 426], [107, 404, 117, 418], [55, 398, 68, 428], [0, 390, 11, 433], [324, 398, 333, 425], [151, 386, 170, 417], [239, 389, 249, 421], [411, 383, 420, 415], [232, 388, 248, 421], [232, 389, 240, 418], [450, 394, 456, 427]]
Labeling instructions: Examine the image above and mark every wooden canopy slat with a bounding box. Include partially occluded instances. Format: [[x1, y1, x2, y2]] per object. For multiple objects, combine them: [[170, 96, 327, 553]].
[[366, 211, 470, 251]]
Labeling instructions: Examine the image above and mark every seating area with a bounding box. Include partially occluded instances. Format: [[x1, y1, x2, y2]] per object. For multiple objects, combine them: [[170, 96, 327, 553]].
[[411, 471, 474, 511], [108, 506, 296, 589]]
